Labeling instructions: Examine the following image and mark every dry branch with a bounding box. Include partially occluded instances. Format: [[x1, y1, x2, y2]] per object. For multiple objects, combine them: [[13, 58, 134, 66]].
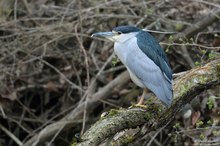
[[23, 71, 130, 146], [174, 8, 220, 39], [172, 8, 220, 67], [75, 58, 220, 146]]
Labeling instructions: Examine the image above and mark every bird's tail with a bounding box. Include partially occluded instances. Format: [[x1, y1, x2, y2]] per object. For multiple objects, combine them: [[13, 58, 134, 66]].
[[159, 79, 173, 106]]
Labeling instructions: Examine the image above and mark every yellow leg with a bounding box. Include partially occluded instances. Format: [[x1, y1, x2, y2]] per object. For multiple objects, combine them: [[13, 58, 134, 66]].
[[136, 88, 148, 106]]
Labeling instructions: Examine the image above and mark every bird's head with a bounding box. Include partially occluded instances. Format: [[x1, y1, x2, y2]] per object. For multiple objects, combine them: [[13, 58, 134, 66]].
[[91, 26, 141, 43]]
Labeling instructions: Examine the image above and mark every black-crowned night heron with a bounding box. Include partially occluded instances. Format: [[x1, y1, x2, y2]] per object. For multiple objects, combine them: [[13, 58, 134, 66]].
[[92, 26, 173, 107]]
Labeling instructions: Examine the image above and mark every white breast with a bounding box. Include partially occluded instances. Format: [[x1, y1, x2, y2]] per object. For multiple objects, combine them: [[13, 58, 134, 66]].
[[113, 37, 145, 88]]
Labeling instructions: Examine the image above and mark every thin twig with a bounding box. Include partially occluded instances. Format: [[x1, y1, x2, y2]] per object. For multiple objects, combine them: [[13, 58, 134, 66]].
[[192, 0, 220, 8], [38, 58, 84, 92], [0, 123, 23, 146], [146, 124, 168, 146], [21, 0, 32, 15], [14, 0, 17, 23], [74, 1, 90, 134], [160, 42, 220, 50]]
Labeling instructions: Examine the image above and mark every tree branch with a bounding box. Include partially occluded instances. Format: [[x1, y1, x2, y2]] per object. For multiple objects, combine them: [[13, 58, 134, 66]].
[[75, 58, 220, 146], [172, 8, 220, 67], [174, 8, 220, 39], [23, 71, 130, 146]]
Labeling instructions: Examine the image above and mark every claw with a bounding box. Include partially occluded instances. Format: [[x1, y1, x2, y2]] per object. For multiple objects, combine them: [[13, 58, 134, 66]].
[[134, 104, 148, 109]]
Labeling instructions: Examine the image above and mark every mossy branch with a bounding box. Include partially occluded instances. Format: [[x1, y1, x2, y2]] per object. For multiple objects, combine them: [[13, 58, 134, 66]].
[[74, 58, 220, 146]]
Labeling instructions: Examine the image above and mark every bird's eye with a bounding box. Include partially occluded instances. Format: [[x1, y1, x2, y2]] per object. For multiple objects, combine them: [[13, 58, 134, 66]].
[[117, 31, 122, 35]]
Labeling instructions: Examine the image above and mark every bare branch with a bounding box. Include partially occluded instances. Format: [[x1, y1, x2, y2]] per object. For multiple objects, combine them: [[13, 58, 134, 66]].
[[23, 71, 130, 146]]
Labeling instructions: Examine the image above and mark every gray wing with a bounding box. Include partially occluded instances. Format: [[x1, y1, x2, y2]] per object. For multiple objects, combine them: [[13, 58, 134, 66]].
[[137, 31, 173, 81], [125, 40, 173, 106]]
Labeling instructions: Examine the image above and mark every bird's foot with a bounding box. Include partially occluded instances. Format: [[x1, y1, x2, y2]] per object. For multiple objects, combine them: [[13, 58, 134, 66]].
[[129, 103, 148, 109], [134, 103, 148, 108], [129, 90, 149, 109]]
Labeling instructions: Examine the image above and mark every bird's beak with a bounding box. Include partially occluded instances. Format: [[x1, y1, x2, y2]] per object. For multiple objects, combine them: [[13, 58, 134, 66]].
[[91, 32, 115, 41]]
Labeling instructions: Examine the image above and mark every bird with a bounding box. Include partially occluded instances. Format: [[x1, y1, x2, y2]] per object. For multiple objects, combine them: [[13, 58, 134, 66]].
[[91, 25, 173, 107]]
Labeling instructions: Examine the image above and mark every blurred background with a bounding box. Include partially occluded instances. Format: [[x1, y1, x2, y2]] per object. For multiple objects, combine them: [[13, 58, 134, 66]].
[[0, 0, 220, 145]]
